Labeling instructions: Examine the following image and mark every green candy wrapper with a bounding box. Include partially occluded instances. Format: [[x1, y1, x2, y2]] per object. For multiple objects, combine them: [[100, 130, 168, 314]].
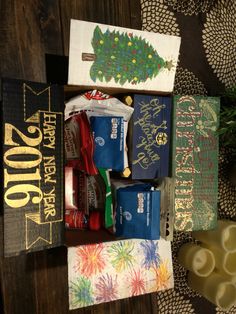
[[99, 168, 114, 228]]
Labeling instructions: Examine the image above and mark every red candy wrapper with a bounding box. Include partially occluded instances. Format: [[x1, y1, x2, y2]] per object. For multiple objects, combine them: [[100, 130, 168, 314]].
[[65, 210, 88, 229], [65, 209, 101, 230], [65, 112, 98, 175], [65, 165, 106, 215], [89, 211, 102, 231]]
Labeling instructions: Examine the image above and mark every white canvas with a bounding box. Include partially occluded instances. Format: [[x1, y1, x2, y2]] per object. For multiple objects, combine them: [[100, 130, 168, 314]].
[[68, 19, 181, 93]]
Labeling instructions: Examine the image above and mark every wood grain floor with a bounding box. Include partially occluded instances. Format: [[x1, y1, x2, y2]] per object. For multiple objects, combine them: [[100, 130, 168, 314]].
[[0, 1, 159, 313]]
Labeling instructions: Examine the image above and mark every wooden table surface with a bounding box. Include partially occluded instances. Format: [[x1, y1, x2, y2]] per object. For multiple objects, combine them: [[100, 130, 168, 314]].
[[0, 1, 159, 313]]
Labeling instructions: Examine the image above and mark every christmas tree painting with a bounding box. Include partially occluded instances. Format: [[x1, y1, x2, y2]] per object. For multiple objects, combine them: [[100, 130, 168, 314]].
[[82, 26, 173, 85]]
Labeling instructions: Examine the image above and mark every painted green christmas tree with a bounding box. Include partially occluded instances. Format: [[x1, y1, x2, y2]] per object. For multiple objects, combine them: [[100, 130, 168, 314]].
[[82, 26, 173, 85]]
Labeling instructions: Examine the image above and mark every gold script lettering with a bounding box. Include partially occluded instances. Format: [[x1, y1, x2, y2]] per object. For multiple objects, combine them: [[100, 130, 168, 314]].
[[43, 113, 56, 149], [43, 187, 56, 219], [43, 156, 56, 183]]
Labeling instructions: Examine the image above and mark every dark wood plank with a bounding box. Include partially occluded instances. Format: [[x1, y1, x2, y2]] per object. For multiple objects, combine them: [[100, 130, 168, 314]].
[[0, 0, 63, 82], [59, 0, 142, 56], [34, 247, 69, 314], [129, 0, 142, 29], [0, 218, 37, 314]]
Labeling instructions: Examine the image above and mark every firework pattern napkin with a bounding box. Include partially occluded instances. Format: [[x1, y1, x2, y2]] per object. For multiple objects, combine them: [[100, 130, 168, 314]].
[[68, 239, 174, 309]]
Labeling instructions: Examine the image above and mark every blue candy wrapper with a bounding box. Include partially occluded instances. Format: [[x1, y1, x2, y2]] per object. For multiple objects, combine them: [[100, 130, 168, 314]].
[[90, 116, 124, 171], [115, 184, 160, 240]]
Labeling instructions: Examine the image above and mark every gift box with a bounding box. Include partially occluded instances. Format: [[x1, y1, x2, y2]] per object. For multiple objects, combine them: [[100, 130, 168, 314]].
[[1, 77, 177, 253], [1, 78, 174, 257], [68, 20, 181, 93], [172, 95, 220, 231]]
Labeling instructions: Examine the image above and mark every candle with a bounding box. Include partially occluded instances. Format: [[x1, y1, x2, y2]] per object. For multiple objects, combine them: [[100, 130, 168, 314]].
[[178, 243, 215, 277], [219, 272, 236, 284], [192, 220, 236, 252], [188, 271, 236, 311], [202, 245, 236, 276]]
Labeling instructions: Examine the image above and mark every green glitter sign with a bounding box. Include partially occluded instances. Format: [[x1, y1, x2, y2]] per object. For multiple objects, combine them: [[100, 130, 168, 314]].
[[172, 96, 220, 231]]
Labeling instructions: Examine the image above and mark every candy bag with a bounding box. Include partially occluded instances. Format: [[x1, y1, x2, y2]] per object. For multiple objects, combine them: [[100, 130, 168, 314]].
[[65, 112, 98, 175], [115, 184, 160, 240], [90, 116, 124, 171]]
